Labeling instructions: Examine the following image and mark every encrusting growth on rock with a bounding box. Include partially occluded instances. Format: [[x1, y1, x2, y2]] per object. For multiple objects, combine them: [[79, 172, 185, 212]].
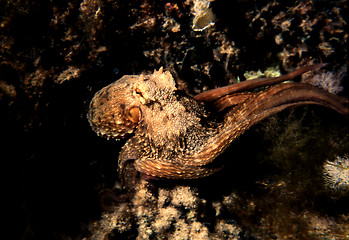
[[87, 179, 242, 239], [88, 64, 348, 187]]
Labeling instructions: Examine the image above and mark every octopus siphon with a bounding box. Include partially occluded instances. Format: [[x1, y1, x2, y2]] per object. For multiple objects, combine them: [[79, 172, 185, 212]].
[[88, 64, 348, 188]]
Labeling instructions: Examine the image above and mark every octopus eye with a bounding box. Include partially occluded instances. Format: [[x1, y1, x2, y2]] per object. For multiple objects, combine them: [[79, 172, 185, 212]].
[[135, 88, 143, 97], [127, 107, 141, 123]]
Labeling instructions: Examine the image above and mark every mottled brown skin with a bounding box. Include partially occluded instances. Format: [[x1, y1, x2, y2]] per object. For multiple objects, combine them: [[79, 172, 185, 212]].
[[88, 66, 348, 186]]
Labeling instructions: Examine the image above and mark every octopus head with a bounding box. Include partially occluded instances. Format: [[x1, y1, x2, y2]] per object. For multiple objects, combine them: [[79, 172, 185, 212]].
[[88, 68, 176, 139]]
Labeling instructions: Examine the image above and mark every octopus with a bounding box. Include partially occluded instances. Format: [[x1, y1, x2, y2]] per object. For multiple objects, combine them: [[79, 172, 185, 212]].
[[88, 64, 348, 188]]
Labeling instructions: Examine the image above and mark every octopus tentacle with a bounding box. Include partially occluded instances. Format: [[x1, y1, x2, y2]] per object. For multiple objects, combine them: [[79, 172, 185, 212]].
[[133, 157, 220, 179], [174, 82, 348, 169], [211, 92, 254, 112], [194, 63, 328, 102]]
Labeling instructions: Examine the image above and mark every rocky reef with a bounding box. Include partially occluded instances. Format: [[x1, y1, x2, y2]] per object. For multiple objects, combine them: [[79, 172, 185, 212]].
[[1, 0, 348, 239]]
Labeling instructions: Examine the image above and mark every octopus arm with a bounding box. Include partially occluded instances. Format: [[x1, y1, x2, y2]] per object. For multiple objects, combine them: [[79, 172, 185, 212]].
[[194, 63, 328, 102], [176, 82, 348, 169]]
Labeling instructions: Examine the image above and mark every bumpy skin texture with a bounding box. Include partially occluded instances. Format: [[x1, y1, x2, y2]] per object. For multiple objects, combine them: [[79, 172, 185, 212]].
[[88, 67, 348, 185]]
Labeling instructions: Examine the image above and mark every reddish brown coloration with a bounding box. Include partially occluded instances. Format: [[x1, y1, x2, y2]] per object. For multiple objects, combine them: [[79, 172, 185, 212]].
[[88, 66, 348, 185], [194, 63, 328, 102]]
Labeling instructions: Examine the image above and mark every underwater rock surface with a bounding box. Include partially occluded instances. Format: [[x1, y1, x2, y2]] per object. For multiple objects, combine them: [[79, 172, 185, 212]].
[[1, 0, 348, 239]]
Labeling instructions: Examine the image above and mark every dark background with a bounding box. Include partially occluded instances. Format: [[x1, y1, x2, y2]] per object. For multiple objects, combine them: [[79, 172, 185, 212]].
[[1, 0, 348, 239]]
